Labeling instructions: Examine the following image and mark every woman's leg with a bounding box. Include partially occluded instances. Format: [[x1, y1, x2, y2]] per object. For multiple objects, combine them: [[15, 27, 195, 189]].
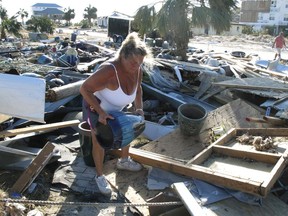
[[91, 129, 112, 195], [91, 130, 105, 176], [121, 145, 129, 159]]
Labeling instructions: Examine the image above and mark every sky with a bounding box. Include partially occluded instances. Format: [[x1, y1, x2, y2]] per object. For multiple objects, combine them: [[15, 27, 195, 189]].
[[1, 0, 159, 23]]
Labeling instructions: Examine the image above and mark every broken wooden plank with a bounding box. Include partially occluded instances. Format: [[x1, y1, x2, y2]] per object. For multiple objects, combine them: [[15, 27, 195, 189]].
[[199, 87, 224, 101], [11, 142, 55, 194], [229, 65, 241, 78], [172, 182, 204, 216], [246, 117, 268, 123], [213, 82, 288, 91], [0, 119, 80, 138]]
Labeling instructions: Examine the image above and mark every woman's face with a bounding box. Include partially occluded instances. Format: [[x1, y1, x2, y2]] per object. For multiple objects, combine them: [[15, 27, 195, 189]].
[[122, 54, 144, 73]]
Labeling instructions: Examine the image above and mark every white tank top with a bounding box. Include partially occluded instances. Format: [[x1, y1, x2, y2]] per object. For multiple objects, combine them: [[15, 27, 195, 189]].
[[94, 63, 139, 112]]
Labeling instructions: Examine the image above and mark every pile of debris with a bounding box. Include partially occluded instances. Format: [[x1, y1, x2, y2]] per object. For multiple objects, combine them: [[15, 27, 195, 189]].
[[0, 31, 288, 215]]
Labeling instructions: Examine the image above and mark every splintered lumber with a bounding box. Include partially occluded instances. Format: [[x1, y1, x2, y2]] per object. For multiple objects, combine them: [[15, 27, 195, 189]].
[[215, 54, 288, 78], [212, 77, 288, 97], [156, 58, 220, 73], [11, 142, 55, 194], [172, 182, 204, 216], [213, 82, 288, 91], [46, 80, 84, 102], [0, 120, 80, 138]]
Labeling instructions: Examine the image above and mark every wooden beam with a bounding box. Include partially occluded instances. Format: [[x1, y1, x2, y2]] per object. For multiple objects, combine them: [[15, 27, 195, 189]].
[[11, 142, 55, 194], [172, 182, 204, 216], [0, 120, 80, 138], [234, 128, 288, 137], [212, 145, 280, 164]]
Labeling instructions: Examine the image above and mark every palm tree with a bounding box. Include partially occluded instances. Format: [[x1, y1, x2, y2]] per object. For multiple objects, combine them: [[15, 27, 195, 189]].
[[156, 0, 190, 60], [16, 8, 28, 26], [63, 7, 75, 26], [0, 6, 22, 39], [83, 5, 97, 27], [134, 0, 238, 60], [133, 5, 156, 36]]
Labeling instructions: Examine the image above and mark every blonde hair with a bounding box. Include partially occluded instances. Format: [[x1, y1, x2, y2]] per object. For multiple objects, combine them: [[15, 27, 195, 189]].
[[115, 32, 152, 59]]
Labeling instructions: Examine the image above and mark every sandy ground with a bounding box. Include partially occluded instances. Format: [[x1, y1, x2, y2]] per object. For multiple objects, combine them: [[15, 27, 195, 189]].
[[57, 28, 286, 60]]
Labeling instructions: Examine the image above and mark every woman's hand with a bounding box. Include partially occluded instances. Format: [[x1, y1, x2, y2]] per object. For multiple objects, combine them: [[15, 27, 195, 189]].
[[135, 109, 144, 117], [98, 111, 114, 125]]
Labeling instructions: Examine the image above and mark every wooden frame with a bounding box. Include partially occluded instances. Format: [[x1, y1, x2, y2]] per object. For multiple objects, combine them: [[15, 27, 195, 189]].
[[188, 128, 288, 197], [111, 128, 288, 197]]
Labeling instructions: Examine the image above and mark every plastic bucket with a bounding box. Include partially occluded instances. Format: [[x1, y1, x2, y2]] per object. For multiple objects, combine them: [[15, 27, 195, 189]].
[[96, 111, 145, 150], [178, 103, 207, 136], [78, 121, 95, 167]]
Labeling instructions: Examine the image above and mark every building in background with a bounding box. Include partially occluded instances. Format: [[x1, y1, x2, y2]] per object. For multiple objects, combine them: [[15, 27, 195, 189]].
[[32, 3, 64, 20], [240, 0, 288, 34]]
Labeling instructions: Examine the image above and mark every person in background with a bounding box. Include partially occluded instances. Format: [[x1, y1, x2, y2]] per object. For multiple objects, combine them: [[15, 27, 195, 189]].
[[80, 32, 151, 195], [65, 42, 79, 66], [272, 32, 286, 60]]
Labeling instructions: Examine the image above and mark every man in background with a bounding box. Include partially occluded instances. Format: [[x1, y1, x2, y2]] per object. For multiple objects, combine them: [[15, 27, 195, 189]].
[[272, 32, 286, 60]]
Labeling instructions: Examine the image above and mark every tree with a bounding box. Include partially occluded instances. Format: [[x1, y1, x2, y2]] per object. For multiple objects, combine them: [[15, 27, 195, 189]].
[[156, 0, 190, 60], [133, 5, 156, 36], [16, 8, 28, 25], [26, 16, 55, 34], [134, 0, 238, 61], [63, 7, 75, 26], [0, 6, 22, 39], [192, 0, 237, 35], [83, 5, 97, 27]]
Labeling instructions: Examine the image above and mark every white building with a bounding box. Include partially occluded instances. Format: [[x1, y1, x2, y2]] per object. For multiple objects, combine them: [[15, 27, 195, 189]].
[[32, 3, 64, 19], [240, 0, 288, 33]]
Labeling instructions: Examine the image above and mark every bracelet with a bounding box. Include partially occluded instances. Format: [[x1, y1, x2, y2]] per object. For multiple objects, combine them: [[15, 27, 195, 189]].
[[136, 108, 143, 112]]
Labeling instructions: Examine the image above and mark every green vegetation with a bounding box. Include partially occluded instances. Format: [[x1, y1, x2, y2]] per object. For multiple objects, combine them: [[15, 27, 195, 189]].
[[83, 5, 97, 28], [0, 6, 22, 39], [26, 16, 55, 34], [63, 7, 75, 26]]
